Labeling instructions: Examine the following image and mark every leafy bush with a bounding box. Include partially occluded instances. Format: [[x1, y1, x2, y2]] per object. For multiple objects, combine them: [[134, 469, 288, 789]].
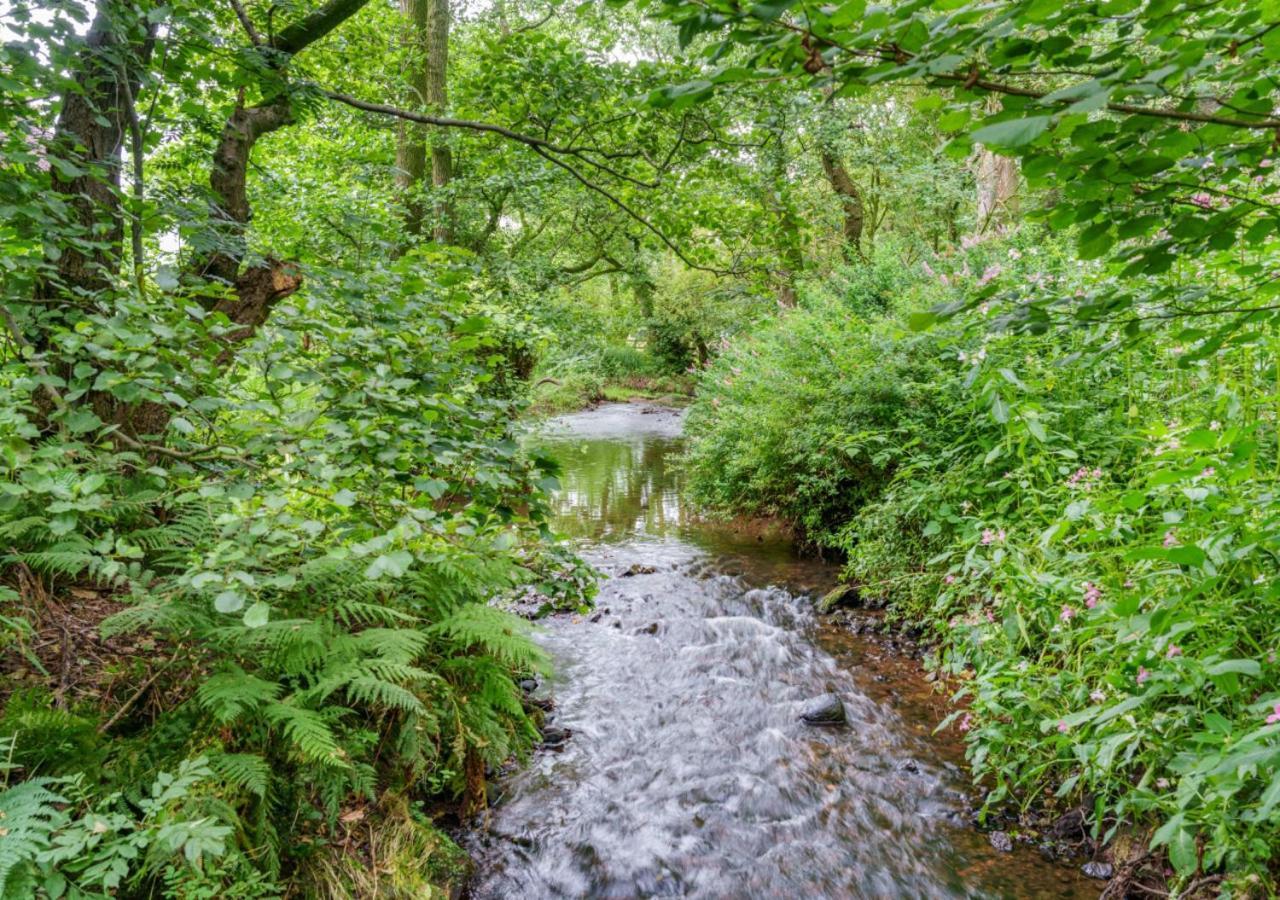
[[1, 254, 575, 896]]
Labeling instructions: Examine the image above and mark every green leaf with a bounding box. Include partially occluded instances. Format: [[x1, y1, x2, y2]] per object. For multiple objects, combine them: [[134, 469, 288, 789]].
[[1205, 659, 1260, 678], [243, 602, 270, 628], [971, 116, 1053, 148], [214, 590, 245, 614]]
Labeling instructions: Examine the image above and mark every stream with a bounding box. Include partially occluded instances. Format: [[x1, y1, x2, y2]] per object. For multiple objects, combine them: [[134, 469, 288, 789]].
[[466, 403, 1093, 898]]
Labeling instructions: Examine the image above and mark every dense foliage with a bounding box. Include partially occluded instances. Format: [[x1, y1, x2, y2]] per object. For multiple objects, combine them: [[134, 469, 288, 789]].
[[3, 0, 1279, 893], [685, 231, 1280, 890]]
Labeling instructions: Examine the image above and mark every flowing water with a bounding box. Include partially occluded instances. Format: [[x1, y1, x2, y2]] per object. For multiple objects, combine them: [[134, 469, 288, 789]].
[[466, 404, 1093, 898]]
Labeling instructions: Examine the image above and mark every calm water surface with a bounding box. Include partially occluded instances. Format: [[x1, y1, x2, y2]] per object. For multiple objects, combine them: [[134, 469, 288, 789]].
[[466, 404, 1093, 899]]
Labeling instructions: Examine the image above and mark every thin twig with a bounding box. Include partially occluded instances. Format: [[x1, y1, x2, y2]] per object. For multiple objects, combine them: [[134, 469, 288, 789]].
[[228, 0, 264, 45], [98, 650, 182, 734]]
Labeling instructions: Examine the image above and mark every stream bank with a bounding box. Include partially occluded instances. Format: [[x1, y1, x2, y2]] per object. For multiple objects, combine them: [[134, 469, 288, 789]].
[[465, 403, 1096, 898]]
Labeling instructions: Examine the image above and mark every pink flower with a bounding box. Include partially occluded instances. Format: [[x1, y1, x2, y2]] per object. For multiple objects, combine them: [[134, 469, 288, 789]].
[[1190, 192, 1214, 209], [978, 264, 1003, 287], [1267, 703, 1280, 725], [959, 713, 972, 732], [1163, 530, 1179, 549], [997, 529, 1006, 543], [1083, 582, 1102, 609], [1061, 605, 1076, 622], [1137, 666, 1151, 685], [1166, 644, 1181, 659], [1057, 720, 1069, 734], [1200, 467, 1215, 478], [985, 609, 996, 623], [944, 574, 956, 585], [981, 529, 995, 545]]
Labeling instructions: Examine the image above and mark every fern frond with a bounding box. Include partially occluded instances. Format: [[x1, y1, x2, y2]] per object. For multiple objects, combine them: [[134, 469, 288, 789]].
[[196, 670, 282, 724], [429, 604, 548, 670], [208, 752, 271, 798], [0, 778, 68, 895], [263, 702, 348, 767]]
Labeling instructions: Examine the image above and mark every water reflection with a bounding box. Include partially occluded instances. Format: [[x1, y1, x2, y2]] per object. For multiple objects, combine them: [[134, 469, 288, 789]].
[[552, 437, 689, 542]]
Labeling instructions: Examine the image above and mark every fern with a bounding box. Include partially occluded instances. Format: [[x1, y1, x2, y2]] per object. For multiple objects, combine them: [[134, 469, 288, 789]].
[[0, 778, 69, 896], [208, 753, 271, 798], [263, 702, 347, 767], [429, 603, 549, 670], [196, 670, 282, 724]]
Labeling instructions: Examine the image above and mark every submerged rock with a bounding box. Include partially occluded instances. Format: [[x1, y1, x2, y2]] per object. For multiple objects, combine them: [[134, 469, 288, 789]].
[[799, 693, 847, 727], [539, 726, 571, 749], [621, 564, 657, 577]]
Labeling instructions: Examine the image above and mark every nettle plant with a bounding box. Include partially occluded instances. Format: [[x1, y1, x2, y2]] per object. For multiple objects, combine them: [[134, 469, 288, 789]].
[[930, 332, 1280, 880]]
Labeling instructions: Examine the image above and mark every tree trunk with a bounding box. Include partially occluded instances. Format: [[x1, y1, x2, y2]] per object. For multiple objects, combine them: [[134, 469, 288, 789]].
[[396, 0, 453, 242], [973, 99, 1019, 232], [819, 149, 865, 263], [974, 148, 1019, 232], [40, 3, 156, 299]]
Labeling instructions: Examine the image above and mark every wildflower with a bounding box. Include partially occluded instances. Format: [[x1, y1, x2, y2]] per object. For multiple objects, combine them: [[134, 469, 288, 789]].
[[1061, 605, 1076, 622], [1262, 158, 1275, 169], [1137, 666, 1151, 685], [979, 301, 990, 315], [1166, 644, 1181, 659], [1267, 703, 1280, 725], [1163, 529, 1179, 549], [981, 529, 995, 545], [1190, 192, 1214, 209], [996, 528, 1006, 542], [958, 350, 967, 363], [944, 574, 956, 585], [1124, 578, 1135, 589], [978, 264, 1002, 287], [1209, 420, 1221, 431], [1083, 582, 1101, 609], [1200, 466, 1215, 478], [1090, 689, 1106, 703], [1057, 720, 1069, 734], [1008, 248, 1022, 260], [1156, 778, 1170, 790], [1269, 651, 1277, 664], [922, 261, 935, 277], [959, 713, 972, 732], [985, 609, 996, 623]]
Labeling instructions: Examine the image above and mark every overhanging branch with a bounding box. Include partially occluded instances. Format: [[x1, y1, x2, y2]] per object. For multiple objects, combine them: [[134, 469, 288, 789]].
[[323, 90, 739, 275]]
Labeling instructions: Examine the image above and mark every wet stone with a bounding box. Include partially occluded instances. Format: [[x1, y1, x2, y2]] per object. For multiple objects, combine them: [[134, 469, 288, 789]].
[[799, 693, 847, 727], [621, 564, 657, 577], [539, 726, 571, 749], [1081, 861, 1113, 880], [989, 831, 1014, 853]]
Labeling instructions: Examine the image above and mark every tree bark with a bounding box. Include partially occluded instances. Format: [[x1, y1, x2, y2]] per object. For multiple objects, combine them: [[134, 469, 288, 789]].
[[819, 149, 865, 262], [973, 99, 1019, 232], [40, 3, 156, 299], [974, 148, 1019, 231], [396, 0, 453, 241]]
